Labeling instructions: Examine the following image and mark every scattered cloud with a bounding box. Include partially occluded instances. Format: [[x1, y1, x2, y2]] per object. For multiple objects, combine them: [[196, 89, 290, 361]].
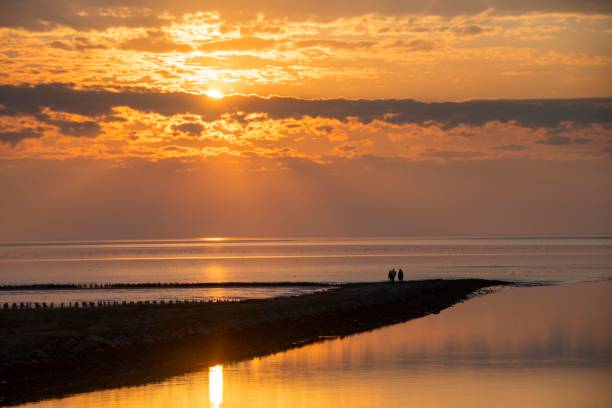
[[120, 30, 193, 53], [293, 39, 375, 50], [173, 122, 204, 136], [422, 149, 485, 159], [0, 128, 42, 145], [388, 39, 436, 51], [2, 1, 612, 31], [198, 37, 277, 52], [538, 135, 592, 145], [0, 10, 609, 102], [452, 25, 487, 36], [49, 37, 107, 51], [52, 120, 101, 137], [493, 144, 528, 151]]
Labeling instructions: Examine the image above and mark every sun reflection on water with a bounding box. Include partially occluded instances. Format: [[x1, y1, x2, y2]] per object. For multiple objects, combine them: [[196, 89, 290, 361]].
[[209, 364, 223, 407], [200, 237, 226, 242]]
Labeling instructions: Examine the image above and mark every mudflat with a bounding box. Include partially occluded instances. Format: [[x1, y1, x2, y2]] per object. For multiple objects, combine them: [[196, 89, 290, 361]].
[[0, 279, 506, 405]]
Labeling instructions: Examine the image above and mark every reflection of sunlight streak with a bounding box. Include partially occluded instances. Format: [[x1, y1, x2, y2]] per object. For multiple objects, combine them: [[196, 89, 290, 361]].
[[209, 364, 223, 407], [204, 264, 228, 282]]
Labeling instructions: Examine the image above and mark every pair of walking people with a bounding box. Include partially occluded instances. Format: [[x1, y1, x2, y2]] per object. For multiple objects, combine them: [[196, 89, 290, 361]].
[[388, 268, 404, 282]]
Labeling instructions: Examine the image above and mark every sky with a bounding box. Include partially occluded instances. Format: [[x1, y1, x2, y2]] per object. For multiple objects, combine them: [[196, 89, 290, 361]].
[[0, 1, 611, 240]]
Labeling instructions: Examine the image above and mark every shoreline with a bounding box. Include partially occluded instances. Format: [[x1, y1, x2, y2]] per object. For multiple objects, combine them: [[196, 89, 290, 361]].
[[0, 279, 507, 405], [0, 281, 337, 291]]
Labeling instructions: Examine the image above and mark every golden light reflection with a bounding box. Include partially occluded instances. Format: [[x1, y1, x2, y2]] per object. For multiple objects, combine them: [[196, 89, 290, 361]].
[[209, 364, 223, 407], [201, 237, 226, 242]]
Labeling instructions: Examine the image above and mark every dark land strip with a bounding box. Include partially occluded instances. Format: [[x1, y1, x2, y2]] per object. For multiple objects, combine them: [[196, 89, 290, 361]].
[[0, 279, 508, 405]]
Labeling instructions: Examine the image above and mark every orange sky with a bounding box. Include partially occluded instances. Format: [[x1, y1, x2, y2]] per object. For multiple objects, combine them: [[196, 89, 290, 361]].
[[0, 1, 611, 239]]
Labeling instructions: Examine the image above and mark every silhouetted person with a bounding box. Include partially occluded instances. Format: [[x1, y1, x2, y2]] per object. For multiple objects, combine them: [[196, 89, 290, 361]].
[[398, 269, 404, 282], [388, 268, 396, 282]]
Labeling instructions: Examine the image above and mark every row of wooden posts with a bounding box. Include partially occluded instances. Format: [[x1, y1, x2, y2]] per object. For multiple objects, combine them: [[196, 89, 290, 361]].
[[0, 282, 334, 291], [1, 297, 243, 310]]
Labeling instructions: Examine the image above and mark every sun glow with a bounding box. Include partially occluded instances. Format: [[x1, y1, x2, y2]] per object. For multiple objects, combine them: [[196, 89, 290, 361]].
[[205, 89, 224, 99], [209, 364, 224, 408]]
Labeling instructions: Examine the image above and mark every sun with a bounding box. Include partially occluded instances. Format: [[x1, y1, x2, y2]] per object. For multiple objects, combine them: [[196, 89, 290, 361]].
[[205, 89, 224, 99]]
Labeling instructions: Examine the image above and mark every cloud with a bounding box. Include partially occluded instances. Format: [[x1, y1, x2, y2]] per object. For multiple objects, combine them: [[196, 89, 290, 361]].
[[332, 139, 373, 157], [2, 84, 610, 130], [422, 149, 485, 159], [537, 135, 592, 145], [452, 25, 486, 36], [173, 122, 204, 135], [493, 144, 528, 151], [2, 1, 611, 31], [120, 30, 193, 53], [293, 39, 375, 50], [0, 104, 608, 165], [198, 37, 277, 52], [0, 3, 163, 31], [0, 128, 42, 145], [186, 54, 283, 69], [1, 10, 610, 103], [52, 120, 101, 137], [49, 37, 107, 51], [388, 39, 436, 52]]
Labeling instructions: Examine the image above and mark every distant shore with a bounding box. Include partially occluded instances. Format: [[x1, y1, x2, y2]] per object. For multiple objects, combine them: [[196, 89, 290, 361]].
[[0, 279, 507, 405]]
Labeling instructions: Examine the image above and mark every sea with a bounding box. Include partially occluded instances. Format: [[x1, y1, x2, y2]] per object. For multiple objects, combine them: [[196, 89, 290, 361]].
[[0, 236, 610, 303], [3, 237, 611, 407]]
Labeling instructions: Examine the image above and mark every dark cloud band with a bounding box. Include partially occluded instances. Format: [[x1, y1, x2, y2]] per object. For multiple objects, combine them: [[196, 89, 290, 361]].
[[1, 1, 611, 31], [0, 128, 42, 145], [1, 84, 611, 129]]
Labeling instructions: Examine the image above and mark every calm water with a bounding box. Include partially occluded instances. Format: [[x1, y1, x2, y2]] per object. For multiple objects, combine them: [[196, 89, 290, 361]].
[[1, 237, 610, 303], [21, 281, 612, 407], [1, 237, 611, 285], [0, 286, 327, 305]]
